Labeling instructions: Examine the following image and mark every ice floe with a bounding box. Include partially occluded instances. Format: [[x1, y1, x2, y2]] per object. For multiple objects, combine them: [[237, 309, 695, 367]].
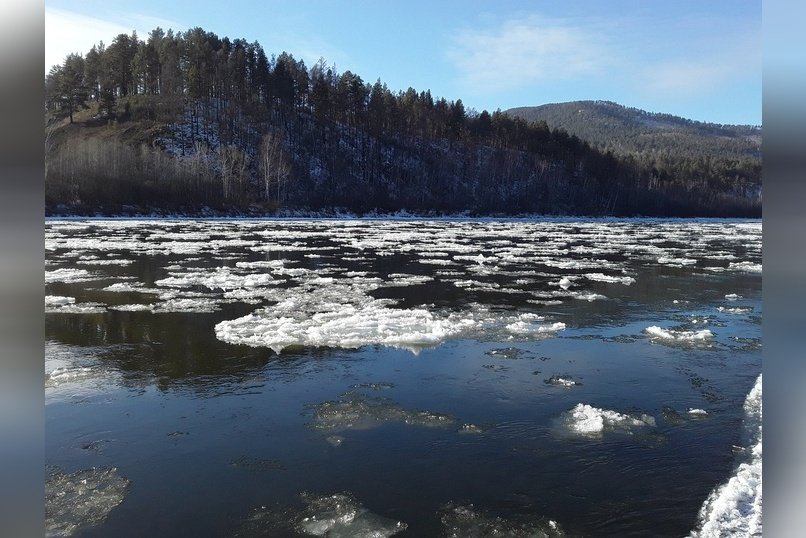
[[308, 390, 456, 432], [45, 466, 129, 537], [440, 503, 564, 537], [46, 295, 75, 307], [717, 306, 753, 315], [562, 403, 656, 436], [690, 374, 762, 537], [296, 492, 407, 537], [45, 268, 101, 284], [584, 273, 635, 285], [46, 301, 107, 314], [545, 376, 579, 387], [645, 326, 713, 342], [216, 301, 478, 354]]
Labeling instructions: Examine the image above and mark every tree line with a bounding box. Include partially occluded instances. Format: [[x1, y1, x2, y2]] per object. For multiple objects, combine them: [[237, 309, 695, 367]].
[[44, 26, 761, 217]]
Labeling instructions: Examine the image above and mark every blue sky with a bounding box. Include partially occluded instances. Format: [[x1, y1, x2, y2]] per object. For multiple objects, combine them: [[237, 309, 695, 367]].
[[45, 0, 761, 125]]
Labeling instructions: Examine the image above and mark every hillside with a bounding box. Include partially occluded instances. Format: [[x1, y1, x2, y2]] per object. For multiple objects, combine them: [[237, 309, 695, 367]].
[[44, 27, 761, 217], [505, 100, 761, 161]]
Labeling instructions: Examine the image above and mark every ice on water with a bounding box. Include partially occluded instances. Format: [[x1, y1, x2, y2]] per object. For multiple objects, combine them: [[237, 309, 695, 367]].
[[296, 492, 407, 537], [562, 403, 656, 436], [645, 326, 713, 342], [440, 503, 565, 537], [46, 466, 129, 537], [309, 390, 455, 432], [216, 300, 478, 354], [690, 374, 762, 537]]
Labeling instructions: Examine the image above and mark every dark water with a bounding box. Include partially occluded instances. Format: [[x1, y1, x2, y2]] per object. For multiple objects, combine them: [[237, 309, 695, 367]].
[[45, 218, 761, 537]]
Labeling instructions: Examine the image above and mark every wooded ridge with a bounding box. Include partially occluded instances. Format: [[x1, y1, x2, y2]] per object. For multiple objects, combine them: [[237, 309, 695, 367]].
[[45, 26, 761, 217]]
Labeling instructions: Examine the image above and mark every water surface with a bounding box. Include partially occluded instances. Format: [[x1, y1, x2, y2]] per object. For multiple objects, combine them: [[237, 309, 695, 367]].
[[45, 218, 762, 536]]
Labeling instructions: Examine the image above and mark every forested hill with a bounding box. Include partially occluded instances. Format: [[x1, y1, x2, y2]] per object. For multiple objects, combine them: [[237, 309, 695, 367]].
[[44, 27, 761, 217], [506, 101, 761, 162]]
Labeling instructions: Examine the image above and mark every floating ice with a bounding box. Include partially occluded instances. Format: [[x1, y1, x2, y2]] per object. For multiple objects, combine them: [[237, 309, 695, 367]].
[[79, 258, 134, 266], [584, 273, 635, 285], [545, 376, 579, 387], [690, 374, 762, 537], [109, 304, 153, 312], [718, 306, 752, 315], [216, 300, 477, 354], [562, 403, 656, 436], [155, 267, 277, 290], [47, 302, 107, 314], [728, 261, 762, 273], [46, 466, 129, 537], [658, 256, 697, 266], [725, 294, 743, 301], [46, 295, 75, 307], [440, 503, 564, 537], [486, 347, 527, 360], [458, 423, 484, 434], [296, 492, 407, 537], [152, 297, 221, 313], [687, 408, 708, 416], [645, 326, 713, 342], [506, 320, 566, 335], [309, 390, 455, 432], [102, 282, 156, 293], [45, 268, 100, 284], [573, 292, 607, 302]]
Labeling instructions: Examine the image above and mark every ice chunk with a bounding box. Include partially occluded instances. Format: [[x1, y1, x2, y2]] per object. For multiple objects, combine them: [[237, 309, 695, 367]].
[[545, 376, 579, 387], [152, 297, 221, 313], [717, 306, 752, 314], [440, 503, 565, 537], [458, 423, 484, 434], [562, 403, 656, 436], [309, 391, 455, 432], [645, 326, 713, 342], [297, 492, 407, 537], [45, 295, 75, 307], [46, 302, 107, 314], [690, 374, 762, 537], [725, 294, 743, 301], [485, 347, 527, 360], [216, 301, 477, 354], [45, 268, 101, 283], [728, 261, 762, 273], [687, 408, 708, 416], [109, 304, 153, 312], [584, 273, 635, 285], [573, 292, 607, 302], [506, 320, 566, 335], [46, 466, 129, 537], [657, 256, 697, 266]]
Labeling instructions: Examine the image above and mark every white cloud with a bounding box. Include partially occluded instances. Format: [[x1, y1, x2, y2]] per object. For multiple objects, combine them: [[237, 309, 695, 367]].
[[45, 7, 184, 73], [446, 15, 610, 94], [641, 37, 761, 99]]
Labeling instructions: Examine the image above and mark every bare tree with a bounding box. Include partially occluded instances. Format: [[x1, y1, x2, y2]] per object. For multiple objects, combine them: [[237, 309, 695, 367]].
[[258, 131, 291, 203]]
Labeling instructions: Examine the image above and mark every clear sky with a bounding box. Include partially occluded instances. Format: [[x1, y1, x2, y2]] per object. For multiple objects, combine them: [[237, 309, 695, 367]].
[[45, 0, 761, 126]]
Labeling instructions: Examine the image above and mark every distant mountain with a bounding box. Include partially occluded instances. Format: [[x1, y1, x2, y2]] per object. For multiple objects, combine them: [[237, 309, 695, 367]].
[[506, 100, 761, 161]]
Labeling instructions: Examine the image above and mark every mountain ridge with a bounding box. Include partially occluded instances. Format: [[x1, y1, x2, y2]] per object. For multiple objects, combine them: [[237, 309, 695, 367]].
[[505, 100, 761, 161]]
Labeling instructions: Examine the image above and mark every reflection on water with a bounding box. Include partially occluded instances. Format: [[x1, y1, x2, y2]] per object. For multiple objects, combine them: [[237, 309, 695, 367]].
[[45, 218, 761, 536]]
